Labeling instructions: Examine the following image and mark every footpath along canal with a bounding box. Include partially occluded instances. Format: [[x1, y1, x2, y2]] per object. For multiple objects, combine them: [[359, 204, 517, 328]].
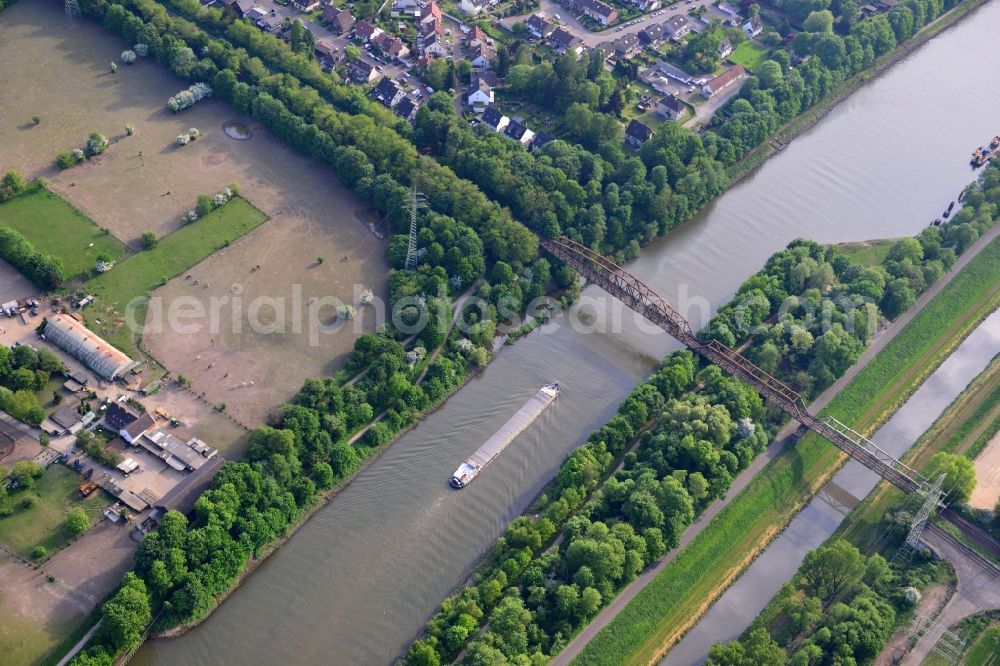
[[134, 2, 1000, 664]]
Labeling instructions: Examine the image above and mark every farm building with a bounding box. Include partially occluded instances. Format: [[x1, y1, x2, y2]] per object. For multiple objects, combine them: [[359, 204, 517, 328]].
[[42, 314, 137, 380]]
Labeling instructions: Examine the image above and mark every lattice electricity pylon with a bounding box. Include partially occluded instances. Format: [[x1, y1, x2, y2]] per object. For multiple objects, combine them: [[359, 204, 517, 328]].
[[894, 473, 947, 564], [65, 0, 81, 19], [404, 187, 426, 271], [907, 610, 966, 664]]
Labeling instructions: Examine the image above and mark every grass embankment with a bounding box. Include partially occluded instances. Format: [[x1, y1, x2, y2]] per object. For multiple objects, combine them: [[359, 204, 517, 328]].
[[965, 626, 1000, 665], [838, 352, 1000, 551], [573, 236, 1000, 666], [82, 197, 268, 352], [0, 185, 128, 281], [0, 465, 106, 558]]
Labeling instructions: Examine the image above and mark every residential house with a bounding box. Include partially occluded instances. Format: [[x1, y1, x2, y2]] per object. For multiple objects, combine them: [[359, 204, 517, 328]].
[[613, 32, 640, 58], [656, 94, 684, 120], [702, 63, 745, 97], [460, 0, 488, 14], [573, 0, 618, 26], [373, 76, 406, 107], [625, 119, 652, 148], [480, 107, 509, 133], [314, 38, 339, 63], [701, 5, 740, 27], [639, 23, 664, 45], [324, 7, 355, 34], [248, 5, 268, 22], [505, 119, 535, 145], [719, 36, 732, 59], [422, 33, 449, 57], [391, 0, 421, 17], [743, 15, 762, 38], [421, 16, 445, 38], [420, 1, 442, 26], [663, 15, 690, 41], [877, 0, 900, 8], [548, 27, 578, 54], [530, 131, 555, 151], [626, 0, 658, 10], [466, 78, 494, 111], [349, 59, 378, 83], [105, 402, 155, 445], [292, 0, 319, 11], [525, 14, 554, 39], [395, 97, 420, 122], [469, 43, 495, 69], [233, 0, 255, 18], [258, 12, 285, 32], [470, 70, 498, 87], [354, 19, 383, 42], [373, 32, 410, 59]]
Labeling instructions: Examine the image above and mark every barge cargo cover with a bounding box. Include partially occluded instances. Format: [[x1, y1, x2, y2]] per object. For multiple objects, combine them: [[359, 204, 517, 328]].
[[450, 383, 559, 488]]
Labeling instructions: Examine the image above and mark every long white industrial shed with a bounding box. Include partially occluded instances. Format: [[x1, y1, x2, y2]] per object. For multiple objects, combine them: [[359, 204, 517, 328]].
[[43, 314, 137, 380]]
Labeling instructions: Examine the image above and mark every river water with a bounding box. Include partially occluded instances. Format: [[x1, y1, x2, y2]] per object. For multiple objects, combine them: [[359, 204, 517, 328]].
[[662, 309, 1000, 666], [135, 3, 1000, 664]]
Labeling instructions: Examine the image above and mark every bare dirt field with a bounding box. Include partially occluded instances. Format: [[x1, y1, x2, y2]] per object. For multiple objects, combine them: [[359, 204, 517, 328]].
[[0, 260, 36, 304], [969, 430, 1000, 510], [0, 0, 388, 424], [0, 519, 136, 665]]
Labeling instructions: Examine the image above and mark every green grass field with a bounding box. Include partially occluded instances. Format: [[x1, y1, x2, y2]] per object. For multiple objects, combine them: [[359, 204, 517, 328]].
[[0, 185, 128, 280], [728, 40, 770, 72], [573, 236, 1000, 666], [81, 196, 268, 352], [0, 465, 107, 558], [964, 626, 1000, 666], [832, 238, 901, 267]]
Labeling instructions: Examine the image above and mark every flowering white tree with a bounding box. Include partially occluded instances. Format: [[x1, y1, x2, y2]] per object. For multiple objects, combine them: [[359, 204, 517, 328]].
[[176, 134, 190, 146], [187, 127, 200, 139], [338, 305, 356, 320], [167, 83, 212, 113], [405, 346, 426, 367], [121, 50, 136, 64], [71, 149, 85, 162], [182, 210, 199, 223], [359, 288, 374, 305], [134, 43, 149, 57], [85, 132, 108, 157], [455, 338, 474, 353]]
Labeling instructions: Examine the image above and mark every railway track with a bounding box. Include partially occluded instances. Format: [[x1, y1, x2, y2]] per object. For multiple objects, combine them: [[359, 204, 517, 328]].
[[940, 508, 1000, 559], [925, 521, 1000, 576]]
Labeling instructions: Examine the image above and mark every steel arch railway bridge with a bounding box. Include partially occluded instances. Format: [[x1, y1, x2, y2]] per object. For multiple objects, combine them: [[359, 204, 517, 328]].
[[541, 236, 1000, 566]]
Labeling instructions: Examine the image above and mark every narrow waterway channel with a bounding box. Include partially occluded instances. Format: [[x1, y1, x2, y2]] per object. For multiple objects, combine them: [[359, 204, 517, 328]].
[[135, 3, 1000, 664], [662, 307, 1000, 666]]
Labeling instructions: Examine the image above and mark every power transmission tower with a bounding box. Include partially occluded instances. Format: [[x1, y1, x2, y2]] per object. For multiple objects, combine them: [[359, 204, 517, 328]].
[[65, 0, 81, 19], [894, 473, 946, 564], [907, 610, 966, 665], [404, 187, 426, 271]]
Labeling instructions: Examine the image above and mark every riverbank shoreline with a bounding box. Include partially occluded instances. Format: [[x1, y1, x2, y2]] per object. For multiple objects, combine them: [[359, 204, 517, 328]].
[[83, 0, 991, 659], [727, 0, 990, 184]]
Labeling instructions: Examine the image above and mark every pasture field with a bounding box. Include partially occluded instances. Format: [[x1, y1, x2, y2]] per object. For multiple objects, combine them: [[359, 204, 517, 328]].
[[0, 464, 107, 559], [0, 0, 388, 423], [0, 185, 128, 281], [81, 196, 268, 351], [574, 236, 1000, 666], [832, 238, 900, 267]]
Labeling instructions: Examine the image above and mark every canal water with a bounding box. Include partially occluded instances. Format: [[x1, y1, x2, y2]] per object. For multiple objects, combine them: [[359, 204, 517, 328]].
[[662, 308, 1000, 666], [135, 3, 1000, 664]]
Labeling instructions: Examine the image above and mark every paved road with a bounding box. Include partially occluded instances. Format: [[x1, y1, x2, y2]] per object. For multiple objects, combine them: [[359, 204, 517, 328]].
[[503, 0, 716, 48], [901, 528, 1000, 665], [551, 220, 1000, 665]]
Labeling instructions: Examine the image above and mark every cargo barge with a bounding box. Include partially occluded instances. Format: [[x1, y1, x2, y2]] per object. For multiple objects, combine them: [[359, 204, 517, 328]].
[[450, 383, 559, 489]]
